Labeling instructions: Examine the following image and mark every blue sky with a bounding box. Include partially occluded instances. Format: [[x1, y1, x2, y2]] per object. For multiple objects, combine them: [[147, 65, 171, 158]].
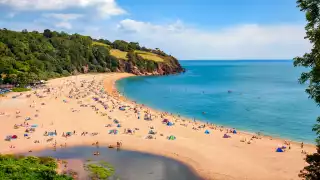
[[0, 0, 310, 59]]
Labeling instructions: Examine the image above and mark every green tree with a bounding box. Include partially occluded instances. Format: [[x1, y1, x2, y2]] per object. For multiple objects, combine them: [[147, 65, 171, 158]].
[[112, 40, 129, 51], [0, 28, 183, 86], [294, 0, 320, 179]]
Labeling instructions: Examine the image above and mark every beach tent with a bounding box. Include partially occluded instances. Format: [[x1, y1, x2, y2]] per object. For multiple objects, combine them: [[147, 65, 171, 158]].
[[167, 122, 174, 126], [205, 130, 210, 134], [66, 132, 72, 136], [48, 132, 56, 136], [276, 147, 284, 152], [168, 135, 176, 140], [223, 134, 231, 138], [233, 129, 237, 134]]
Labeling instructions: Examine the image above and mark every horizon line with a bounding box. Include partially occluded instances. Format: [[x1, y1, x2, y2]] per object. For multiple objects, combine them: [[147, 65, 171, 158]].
[[179, 59, 293, 61]]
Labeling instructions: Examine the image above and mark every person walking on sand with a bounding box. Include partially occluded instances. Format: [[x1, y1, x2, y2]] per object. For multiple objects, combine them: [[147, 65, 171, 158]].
[[301, 142, 304, 149]]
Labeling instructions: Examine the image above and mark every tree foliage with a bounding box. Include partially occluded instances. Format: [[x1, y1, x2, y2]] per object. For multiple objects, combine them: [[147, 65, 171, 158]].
[[294, 0, 320, 179], [0, 28, 173, 87], [0, 154, 72, 180]]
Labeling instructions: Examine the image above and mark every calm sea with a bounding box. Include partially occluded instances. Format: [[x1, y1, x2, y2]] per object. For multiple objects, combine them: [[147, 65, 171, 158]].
[[116, 60, 319, 143]]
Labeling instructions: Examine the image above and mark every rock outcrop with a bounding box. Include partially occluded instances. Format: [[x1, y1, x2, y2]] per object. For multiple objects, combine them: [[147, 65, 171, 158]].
[[117, 55, 185, 76]]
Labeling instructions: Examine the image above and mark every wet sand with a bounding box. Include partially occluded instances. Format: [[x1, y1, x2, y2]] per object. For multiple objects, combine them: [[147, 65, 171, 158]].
[[0, 73, 316, 180]]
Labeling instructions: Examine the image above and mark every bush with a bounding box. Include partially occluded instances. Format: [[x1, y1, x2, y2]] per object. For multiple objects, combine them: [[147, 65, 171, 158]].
[[12, 87, 30, 92], [0, 154, 72, 180]]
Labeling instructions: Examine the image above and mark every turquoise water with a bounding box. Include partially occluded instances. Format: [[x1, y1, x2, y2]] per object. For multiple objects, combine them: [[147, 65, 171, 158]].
[[116, 60, 319, 143]]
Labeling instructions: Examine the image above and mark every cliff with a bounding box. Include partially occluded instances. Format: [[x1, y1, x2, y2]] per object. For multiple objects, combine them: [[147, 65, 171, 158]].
[[118, 52, 184, 76], [0, 29, 184, 86]]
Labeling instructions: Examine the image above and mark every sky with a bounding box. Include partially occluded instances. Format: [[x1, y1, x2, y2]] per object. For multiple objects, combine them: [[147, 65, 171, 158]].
[[0, 0, 311, 60]]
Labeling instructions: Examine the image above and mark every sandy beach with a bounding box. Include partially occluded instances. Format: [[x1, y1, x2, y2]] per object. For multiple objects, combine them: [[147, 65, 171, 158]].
[[0, 73, 316, 180]]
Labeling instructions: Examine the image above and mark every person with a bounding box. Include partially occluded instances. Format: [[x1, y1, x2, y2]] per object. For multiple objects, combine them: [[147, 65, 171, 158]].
[[117, 141, 122, 148], [301, 142, 304, 149]]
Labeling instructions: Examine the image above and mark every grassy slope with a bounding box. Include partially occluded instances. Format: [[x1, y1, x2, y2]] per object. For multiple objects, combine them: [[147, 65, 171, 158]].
[[92, 41, 110, 48], [92, 41, 165, 62], [110, 49, 128, 60], [135, 50, 164, 62]]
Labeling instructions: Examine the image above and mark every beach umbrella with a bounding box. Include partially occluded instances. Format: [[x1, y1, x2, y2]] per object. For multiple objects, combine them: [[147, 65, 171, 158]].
[[205, 130, 210, 134]]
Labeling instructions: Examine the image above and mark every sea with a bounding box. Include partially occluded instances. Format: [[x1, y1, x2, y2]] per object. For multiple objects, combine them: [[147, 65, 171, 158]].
[[116, 60, 319, 143]]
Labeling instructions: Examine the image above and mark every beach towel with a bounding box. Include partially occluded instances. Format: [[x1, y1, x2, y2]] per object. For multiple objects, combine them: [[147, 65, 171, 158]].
[[109, 129, 118, 134], [31, 124, 38, 128]]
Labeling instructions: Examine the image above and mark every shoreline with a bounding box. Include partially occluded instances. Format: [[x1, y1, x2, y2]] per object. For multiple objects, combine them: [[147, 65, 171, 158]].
[[111, 73, 316, 146], [0, 73, 317, 180]]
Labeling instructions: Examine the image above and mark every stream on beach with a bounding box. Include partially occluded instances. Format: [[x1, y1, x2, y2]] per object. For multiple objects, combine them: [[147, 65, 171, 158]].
[[27, 146, 201, 180]]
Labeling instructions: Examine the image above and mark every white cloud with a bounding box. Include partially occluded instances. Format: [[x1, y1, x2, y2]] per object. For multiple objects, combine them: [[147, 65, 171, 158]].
[[55, 22, 72, 30], [116, 19, 310, 59], [43, 13, 83, 21], [0, 0, 126, 18], [41, 13, 83, 30]]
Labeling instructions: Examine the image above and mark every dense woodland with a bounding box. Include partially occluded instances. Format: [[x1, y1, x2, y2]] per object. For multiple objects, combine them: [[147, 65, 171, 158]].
[[0, 29, 183, 87]]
